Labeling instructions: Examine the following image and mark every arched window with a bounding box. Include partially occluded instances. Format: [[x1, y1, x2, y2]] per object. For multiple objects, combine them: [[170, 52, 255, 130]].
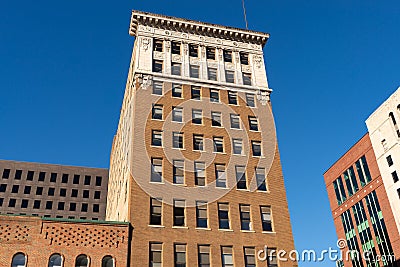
[[11, 253, 26, 267], [48, 254, 63, 267], [75, 254, 89, 267], [102, 256, 115, 267]]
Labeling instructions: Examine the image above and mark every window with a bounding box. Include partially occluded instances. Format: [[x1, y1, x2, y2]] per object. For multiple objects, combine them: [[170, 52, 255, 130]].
[[173, 160, 185, 184], [23, 186, 31, 194], [343, 166, 359, 197], [252, 141, 262, 156], [261, 206, 273, 232], [221, 246, 233, 267], [8, 198, 16, 207], [355, 155, 372, 187], [82, 175, 90, 186], [244, 247, 256, 267], [225, 70, 235, 83], [191, 86, 201, 100], [267, 248, 278, 267], [150, 243, 162, 267], [75, 254, 89, 267], [174, 244, 186, 267], [154, 39, 163, 52], [0, 198, 3, 207], [152, 130, 163, 146], [256, 168, 267, 191], [60, 188, 66, 197], [171, 62, 181, 76], [2, 169, 10, 179], [61, 173, 68, 183], [21, 199, 28, 208], [240, 52, 249, 65], [189, 44, 198, 57], [173, 132, 184, 149], [190, 65, 200, 78], [387, 155, 394, 167], [246, 93, 255, 107], [249, 116, 258, 131], [151, 158, 163, 182], [230, 114, 240, 129], [152, 104, 163, 120], [12, 253, 26, 267], [27, 171, 34, 181], [15, 170, 22, 180], [81, 203, 88, 212], [393, 171, 399, 183], [71, 189, 78, 197], [233, 139, 243, 155], [215, 164, 226, 188], [195, 162, 206, 186], [150, 198, 162, 225], [0, 184, 6, 192], [333, 177, 347, 205], [33, 200, 40, 209], [198, 245, 210, 267], [58, 202, 65, 210], [73, 174, 80, 184], [196, 201, 208, 228], [172, 41, 181, 55], [153, 60, 163, 73], [153, 81, 163, 95], [240, 204, 252, 230], [12, 185, 19, 193], [39, 172, 46, 181], [206, 47, 215, 60], [173, 199, 185, 226], [102, 256, 114, 267], [172, 84, 182, 98], [236, 166, 247, 189], [192, 109, 203, 124], [70, 203, 76, 211], [94, 191, 101, 199], [242, 73, 252, 85], [211, 111, 222, 127], [93, 204, 99, 213], [96, 176, 102, 186], [213, 137, 224, 153], [218, 203, 230, 229], [210, 89, 219, 102], [46, 201, 53, 209], [208, 68, 217, 81], [193, 135, 204, 151], [36, 186, 43, 195], [228, 91, 238, 105], [223, 50, 232, 62], [83, 190, 89, 198], [48, 187, 55, 196], [172, 107, 183, 122]]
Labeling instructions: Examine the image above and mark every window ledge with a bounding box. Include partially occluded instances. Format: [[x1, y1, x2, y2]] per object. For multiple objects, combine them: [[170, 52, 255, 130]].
[[148, 225, 165, 228], [172, 184, 187, 187], [151, 119, 165, 122], [236, 189, 250, 192], [213, 152, 227, 155], [195, 227, 212, 231], [215, 187, 229, 190], [172, 226, 189, 229], [262, 231, 276, 234], [150, 145, 164, 149], [149, 181, 165, 185], [240, 230, 256, 233], [218, 229, 234, 232], [233, 153, 246, 156], [172, 148, 186, 151], [172, 121, 183, 123], [256, 190, 269, 193], [249, 130, 261, 133], [230, 128, 242, 130]]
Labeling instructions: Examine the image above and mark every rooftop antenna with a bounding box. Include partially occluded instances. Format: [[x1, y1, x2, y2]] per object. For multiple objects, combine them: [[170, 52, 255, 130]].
[[242, 0, 249, 29]]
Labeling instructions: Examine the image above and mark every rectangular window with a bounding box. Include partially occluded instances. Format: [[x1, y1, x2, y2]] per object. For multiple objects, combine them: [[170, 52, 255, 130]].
[[8, 198, 16, 207], [172, 107, 183, 122], [392, 171, 399, 183], [192, 109, 203, 124], [73, 174, 80, 184], [233, 139, 243, 155], [36, 187, 43, 195], [81, 203, 88, 212], [333, 177, 347, 205], [230, 114, 240, 129], [150, 243, 163, 267], [0, 184, 6, 192], [154, 39, 163, 52], [60, 188, 66, 197], [356, 156, 372, 187], [190, 65, 200, 78], [249, 116, 258, 131], [256, 168, 267, 191], [216, 164, 226, 188], [221, 246, 234, 267], [39, 172, 46, 181], [21, 199, 28, 209], [210, 89, 219, 102], [242, 73, 252, 85], [0, 198, 3, 207], [173, 199, 185, 226], [228, 91, 238, 105], [193, 135, 204, 151], [173, 132, 184, 149], [252, 141, 262, 156], [173, 160, 185, 184], [223, 50, 232, 62], [387, 155, 394, 167], [152, 104, 163, 120], [343, 166, 359, 197], [236, 166, 247, 190], [198, 245, 210, 267], [83, 190, 89, 198], [15, 170, 22, 180], [69, 203, 76, 211], [191, 86, 201, 100], [172, 84, 183, 98], [2, 169, 10, 179], [27, 171, 34, 181], [49, 173, 57, 183], [12, 185, 19, 193], [189, 44, 198, 57], [261, 206, 273, 232], [95, 176, 102, 186], [46, 201, 53, 210], [218, 203, 230, 229], [24, 186, 31, 194], [244, 247, 256, 267], [61, 173, 68, 183], [171, 62, 182, 76], [153, 60, 163, 73], [225, 70, 235, 83], [211, 111, 222, 127], [33, 200, 40, 209], [240, 52, 249, 65], [48, 187, 55, 196], [71, 189, 78, 197], [94, 191, 101, 199], [213, 137, 224, 153], [83, 175, 90, 185], [58, 202, 65, 210], [195, 162, 206, 186], [267, 248, 278, 267], [153, 81, 163, 95], [196, 201, 208, 228], [240, 204, 252, 230], [152, 130, 163, 146], [174, 244, 186, 267], [150, 197, 162, 225], [208, 68, 217, 81], [246, 93, 255, 107], [151, 158, 163, 183], [206, 47, 215, 60], [172, 41, 181, 55]]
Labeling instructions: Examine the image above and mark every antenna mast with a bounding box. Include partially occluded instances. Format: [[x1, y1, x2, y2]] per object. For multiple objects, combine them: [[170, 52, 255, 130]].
[[242, 0, 249, 29]]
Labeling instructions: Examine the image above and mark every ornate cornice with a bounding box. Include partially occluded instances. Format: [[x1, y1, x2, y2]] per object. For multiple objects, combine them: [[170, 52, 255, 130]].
[[130, 10, 270, 47]]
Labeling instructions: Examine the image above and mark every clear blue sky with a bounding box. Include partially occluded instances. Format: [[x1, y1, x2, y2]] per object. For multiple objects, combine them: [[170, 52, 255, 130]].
[[1, 1, 400, 266]]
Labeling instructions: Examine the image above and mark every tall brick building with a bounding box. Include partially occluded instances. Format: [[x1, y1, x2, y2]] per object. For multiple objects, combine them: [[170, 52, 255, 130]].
[[106, 10, 296, 267]]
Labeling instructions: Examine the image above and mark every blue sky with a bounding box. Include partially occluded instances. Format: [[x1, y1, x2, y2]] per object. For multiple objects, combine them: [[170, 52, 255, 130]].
[[1, 1, 400, 266]]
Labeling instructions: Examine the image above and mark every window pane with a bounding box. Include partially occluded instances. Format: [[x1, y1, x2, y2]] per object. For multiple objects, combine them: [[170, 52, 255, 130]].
[[225, 71, 235, 83], [153, 60, 163, 73], [189, 44, 198, 57], [246, 93, 255, 107], [208, 68, 217, 81], [172, 63, 181, 76], [190, 65, 200, 78], [210, 89, 219, 102], [192, 109, 202, 124], [172, 84, 182, 98], [191, 86, 201, 100], [228, 91, 237, 105], [172, 107, 183, 122], [154, 39, 163, 52], [211, 112, 222, 126], [233, 139, 243, 155], [243, 73, 252, 85], [230, 114, 240, 129], [206, 47, 215, 60]]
